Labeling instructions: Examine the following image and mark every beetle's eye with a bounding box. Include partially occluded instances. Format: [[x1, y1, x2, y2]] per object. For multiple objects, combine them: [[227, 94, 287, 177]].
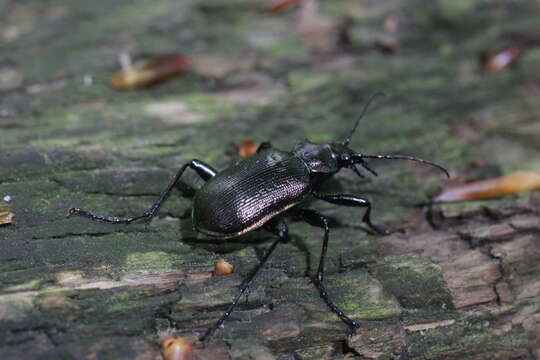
[[339, 154, 352, 167]]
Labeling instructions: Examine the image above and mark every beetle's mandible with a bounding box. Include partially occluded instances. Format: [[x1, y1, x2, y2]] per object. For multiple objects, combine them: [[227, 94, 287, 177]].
[[68, 93, 449, 341]]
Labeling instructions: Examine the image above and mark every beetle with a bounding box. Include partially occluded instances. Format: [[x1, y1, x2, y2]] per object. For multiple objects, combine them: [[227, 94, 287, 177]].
[[68, 93, 449, 341]]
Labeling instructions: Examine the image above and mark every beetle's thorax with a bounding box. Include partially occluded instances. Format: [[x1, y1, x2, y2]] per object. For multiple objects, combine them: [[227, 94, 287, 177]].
[[293, 141, 339, 175], [293, 140, 357, 173]]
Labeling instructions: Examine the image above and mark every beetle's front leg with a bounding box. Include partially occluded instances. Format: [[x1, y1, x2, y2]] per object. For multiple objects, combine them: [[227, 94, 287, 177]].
[[295, 208, 360, 334], [68, 159, 217, 224], [313, 192, 397, 235]]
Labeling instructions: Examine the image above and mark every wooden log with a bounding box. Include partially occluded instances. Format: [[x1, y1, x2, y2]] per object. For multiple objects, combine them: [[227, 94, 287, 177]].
[[1, 0, 540, 359]]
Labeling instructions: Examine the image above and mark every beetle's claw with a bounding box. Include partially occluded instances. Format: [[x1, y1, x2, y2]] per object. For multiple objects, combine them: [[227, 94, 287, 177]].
[[67, 207, 78, 218], [347, 321, 360, 336]]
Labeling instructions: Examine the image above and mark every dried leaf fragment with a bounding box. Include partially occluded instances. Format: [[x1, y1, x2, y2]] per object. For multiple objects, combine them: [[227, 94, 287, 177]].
[[214, 258, 234, 276], [0, 203, 15, 225], [238, 140, 258, 158], [265, 0, 302, 12], [111, 54, 191, 89], [160, 336, 193, 360], [483, 44, 522, 73], [434, 171, 540, 202]]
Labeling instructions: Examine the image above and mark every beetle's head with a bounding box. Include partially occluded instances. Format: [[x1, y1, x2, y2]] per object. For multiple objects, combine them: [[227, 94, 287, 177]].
[[328, 141, 377, 177], [328, 141, 449, 178], [322, 93, 450, 179]]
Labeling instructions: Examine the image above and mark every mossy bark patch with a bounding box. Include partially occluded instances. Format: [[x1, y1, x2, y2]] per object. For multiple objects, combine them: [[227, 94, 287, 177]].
[[1, 0, 539, 358]]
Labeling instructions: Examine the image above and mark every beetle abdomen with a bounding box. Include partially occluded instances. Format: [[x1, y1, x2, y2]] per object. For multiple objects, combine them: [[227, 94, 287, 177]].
[[193, 150, 310, 237]]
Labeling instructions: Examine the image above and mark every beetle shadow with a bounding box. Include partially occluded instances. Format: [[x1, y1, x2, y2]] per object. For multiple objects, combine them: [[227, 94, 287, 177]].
[[288, 232, 313, 277], [177, 208, 279, 254], [177, 206, 325, 275]]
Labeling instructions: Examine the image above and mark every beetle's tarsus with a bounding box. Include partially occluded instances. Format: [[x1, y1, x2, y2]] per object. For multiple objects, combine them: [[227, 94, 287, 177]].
[[67, 207, 77, 218], [347, 323, 358, 336]]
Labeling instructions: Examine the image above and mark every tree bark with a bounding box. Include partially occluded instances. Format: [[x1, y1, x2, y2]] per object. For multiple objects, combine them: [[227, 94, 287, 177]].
[[1, 0, 539, 359]]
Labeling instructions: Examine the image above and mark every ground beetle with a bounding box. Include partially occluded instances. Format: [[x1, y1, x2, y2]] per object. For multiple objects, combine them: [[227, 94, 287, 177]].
[[68, 93, 449, 341]]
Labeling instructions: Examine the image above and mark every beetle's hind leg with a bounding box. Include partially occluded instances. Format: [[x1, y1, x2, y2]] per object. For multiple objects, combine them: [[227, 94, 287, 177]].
[[296, 208, 360, 334], [199, 220, 288, 342], [313, 192, 398, 235], [68, 159, 217, 224]]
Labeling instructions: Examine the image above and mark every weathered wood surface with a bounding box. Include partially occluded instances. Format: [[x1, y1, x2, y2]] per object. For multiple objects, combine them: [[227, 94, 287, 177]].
[[1, 0, 540, 359]]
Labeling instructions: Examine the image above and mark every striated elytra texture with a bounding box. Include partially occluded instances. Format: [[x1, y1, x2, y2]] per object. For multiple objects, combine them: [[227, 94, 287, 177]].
[[193, 149, 311, 237]]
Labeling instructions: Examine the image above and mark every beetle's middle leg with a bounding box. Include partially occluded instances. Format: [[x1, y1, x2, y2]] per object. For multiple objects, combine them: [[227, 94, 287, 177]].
[[256, 141, 272, 153], [68, 159, 217, 224], [313, 192, 395, 235], [199, 220, 288, 342], [296, 208, 360, 332]]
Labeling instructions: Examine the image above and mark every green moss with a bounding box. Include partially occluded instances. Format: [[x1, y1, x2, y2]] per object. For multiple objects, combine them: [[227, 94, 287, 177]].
[[0, 259, 30, 273], [289, 70, 334, 94], [261, 34, 306, 59], [2, 279, 42, 293], [105, 289, 150, 312], [0, 292, 38, 320], [434, 0, 479, 21], [124, 251, 175, 272], [407, 318, 528, 359], [180, 92, 240, 121], [374, 256, 454, 313]]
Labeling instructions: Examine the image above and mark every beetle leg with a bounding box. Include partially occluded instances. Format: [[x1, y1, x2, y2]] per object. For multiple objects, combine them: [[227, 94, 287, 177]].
[[68, 159, 217, 224], [199, 220, 288, 342], [313, 192, 396, 235], [188, 159, 218, 181], [296, 208, 360, 333], [256, 141, 272, 153]]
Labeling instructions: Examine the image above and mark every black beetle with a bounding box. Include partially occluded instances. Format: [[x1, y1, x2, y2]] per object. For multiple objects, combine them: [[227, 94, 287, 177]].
[[68, 93, 449, 341]]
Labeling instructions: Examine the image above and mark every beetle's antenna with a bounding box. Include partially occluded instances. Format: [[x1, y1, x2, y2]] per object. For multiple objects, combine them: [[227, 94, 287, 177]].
[[354, 154, 450, 178], [343, 92, 385, 146]]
